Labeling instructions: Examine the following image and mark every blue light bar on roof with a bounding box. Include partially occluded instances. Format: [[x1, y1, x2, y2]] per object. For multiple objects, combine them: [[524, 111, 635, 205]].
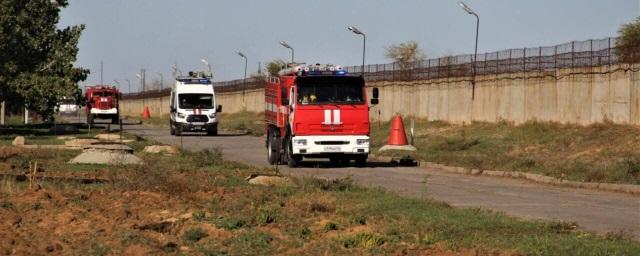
[[176, 77, 211, 84]]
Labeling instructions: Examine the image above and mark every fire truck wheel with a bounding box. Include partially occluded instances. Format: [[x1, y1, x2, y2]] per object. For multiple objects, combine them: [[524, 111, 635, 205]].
[[267, 133, 281, 165], [330, 157, 349, 166], [286, 143, 301, 168], [354, 155, 368, 167]]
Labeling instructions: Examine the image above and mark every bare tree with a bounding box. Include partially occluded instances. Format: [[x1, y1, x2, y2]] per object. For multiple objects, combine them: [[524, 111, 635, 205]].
[[616, 17, 640, 63], [385, 41, 426, 80]]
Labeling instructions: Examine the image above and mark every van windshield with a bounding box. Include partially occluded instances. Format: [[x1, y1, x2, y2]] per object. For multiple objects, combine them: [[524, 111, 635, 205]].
[[296, 76, 364, 105], [179, 94, 214, 109]]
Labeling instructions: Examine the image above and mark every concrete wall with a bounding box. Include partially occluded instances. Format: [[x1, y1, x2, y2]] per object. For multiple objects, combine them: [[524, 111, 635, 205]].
[[121, 64, 640, 125]]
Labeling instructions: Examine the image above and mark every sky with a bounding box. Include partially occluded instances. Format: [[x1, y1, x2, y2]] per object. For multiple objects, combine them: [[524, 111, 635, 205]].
[[59, 0, 639, 92]]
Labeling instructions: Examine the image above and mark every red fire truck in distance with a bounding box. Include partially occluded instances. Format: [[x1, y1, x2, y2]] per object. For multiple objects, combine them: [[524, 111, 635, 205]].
[[265, 64, 379, 167], [85, 85, 120, 124]]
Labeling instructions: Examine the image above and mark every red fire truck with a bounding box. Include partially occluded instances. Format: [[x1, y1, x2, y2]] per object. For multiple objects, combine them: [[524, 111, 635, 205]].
[[265, 64, 379, 167], [85, 85, 120, 124]]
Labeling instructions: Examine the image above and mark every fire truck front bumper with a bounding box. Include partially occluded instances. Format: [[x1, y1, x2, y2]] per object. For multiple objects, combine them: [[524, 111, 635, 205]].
[[291, 135, 370, 155], [90, 108, 118, 115]]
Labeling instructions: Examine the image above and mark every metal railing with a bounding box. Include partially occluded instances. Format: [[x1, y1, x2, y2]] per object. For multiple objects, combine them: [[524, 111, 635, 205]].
[[123, 37, 619, 99]]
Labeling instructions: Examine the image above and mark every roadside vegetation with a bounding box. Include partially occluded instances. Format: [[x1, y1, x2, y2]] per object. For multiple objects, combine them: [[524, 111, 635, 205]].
[[372, 119, 640, 185], [130, 111, 265, 136], [1, 126, 639, 255]]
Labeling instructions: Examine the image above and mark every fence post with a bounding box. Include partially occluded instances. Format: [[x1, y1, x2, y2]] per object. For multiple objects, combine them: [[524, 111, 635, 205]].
[[589, 39, 593, 67], [554, 45, 558, 70], [571, 41, 575, 68], [608, 37, 611, 67], [538, 47, 542, 72], [427, 59, 431, 80], [508, 49, 512, 73], [523, 48, 526, 72]]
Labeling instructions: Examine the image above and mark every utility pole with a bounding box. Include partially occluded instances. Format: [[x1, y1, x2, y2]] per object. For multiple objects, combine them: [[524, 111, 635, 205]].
[[100, 60, 103, 85]]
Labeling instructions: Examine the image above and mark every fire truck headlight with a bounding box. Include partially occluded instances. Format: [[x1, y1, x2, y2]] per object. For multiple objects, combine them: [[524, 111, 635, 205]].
[[177, 113, 186, 118], [357, 139, 370, 145], [208, 113, 216, 118], [293, 139, 307, 146]]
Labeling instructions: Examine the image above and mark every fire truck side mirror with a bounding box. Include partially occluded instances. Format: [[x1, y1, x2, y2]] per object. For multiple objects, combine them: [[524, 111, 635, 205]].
[[216, 105, 223, 113], [370, 98, 379, 105], [372, 87, 379, 99]]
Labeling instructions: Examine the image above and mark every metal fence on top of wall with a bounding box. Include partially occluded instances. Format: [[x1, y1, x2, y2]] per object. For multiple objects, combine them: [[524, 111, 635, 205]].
[[123, 37, 619, 100]]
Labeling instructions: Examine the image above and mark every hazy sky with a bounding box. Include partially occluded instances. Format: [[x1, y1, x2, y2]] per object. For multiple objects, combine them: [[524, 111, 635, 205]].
[[59, 0, 639, 92]]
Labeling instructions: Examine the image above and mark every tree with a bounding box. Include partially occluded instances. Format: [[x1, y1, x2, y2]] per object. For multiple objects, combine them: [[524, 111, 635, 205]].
[[616, 17, 640, 63], [265, 59, 287, 77], [385, 41, 426, 70], [0, 0, 89, 121]]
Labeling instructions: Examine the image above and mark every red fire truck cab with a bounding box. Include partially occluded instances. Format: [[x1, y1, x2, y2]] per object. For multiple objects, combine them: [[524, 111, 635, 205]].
[[85, 85, 120, 124], [265, 64, 379, 167]]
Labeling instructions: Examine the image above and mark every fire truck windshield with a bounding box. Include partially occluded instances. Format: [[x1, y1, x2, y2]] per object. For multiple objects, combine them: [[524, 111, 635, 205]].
[[179, 94, 214, 109], [296, 76, 364, 105]]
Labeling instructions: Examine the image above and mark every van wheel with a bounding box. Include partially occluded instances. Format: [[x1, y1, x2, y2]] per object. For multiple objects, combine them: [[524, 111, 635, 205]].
[[170, 122, 176, 135], [175, 125, 182, 136], [206, 127, 218, 136]]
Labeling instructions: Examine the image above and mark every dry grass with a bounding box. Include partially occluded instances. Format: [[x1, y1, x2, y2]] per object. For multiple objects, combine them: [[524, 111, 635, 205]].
[[372, 119, 640, 184]]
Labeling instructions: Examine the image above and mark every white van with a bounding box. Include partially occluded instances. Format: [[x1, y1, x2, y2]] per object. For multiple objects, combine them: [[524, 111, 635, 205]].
[[169, 72, 222, 136]]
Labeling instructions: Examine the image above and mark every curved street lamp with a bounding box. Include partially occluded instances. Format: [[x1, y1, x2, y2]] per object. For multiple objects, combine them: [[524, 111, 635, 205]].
[[348, 26, 366, 76], [236, 51, 248, 105], [458, 1, 480, 100], [280, 41, 295, 65]]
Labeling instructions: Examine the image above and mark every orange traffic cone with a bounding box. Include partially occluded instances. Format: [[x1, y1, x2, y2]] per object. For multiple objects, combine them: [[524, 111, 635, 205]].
[[142, 106, 151, 119], [379, 114, 416, 152], [387, 114, 409, 145]]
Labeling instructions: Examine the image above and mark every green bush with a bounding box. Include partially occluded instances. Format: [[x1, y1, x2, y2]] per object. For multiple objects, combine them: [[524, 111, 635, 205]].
[[616, 17, 640, 63], [184, 228, 208, 243]]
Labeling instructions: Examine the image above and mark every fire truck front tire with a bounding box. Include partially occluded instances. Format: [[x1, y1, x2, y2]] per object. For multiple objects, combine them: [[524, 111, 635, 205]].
[[285, 137, 301, 167], [87, 114, 94, 125], [111, 115, 119, 124], [354, 154, 368, 167]]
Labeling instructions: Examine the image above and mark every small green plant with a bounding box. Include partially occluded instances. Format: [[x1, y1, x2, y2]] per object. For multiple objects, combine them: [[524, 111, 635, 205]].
[[351, 215, 367, 225], [298, 227, 312, 239], [255, 206, 277, 225], [184, 228, 208, 243], [32, 203, 43, 210], [323, 222, 339, 232], [1, 201, 13, 209], [193, 211, 207, 221], [342, 232, 385, 248], [216, 218, 246, 230], [623, 157, 640, 177]]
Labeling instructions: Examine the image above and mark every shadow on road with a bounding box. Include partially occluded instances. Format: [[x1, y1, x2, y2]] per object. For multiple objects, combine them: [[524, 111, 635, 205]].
[[292, 160, 400, 169]]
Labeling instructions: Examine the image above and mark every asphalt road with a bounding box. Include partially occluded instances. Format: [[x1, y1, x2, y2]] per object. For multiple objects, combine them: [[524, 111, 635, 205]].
[[120, 124, 640, 239]]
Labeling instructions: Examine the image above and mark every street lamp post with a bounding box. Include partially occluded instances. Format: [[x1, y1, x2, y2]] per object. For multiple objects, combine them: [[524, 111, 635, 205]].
[[348, 26, 366, 76], [125, 79, 131, 94], [113, 79, 120, 89], [458, 0, 480, 100], [236, 51, 248, 105], [280, 41, 294, 65], [156, 72, 163, 115]]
